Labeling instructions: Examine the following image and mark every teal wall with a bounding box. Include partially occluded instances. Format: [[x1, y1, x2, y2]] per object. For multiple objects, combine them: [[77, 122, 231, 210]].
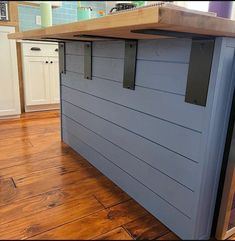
[[18, 1, 106, 31]]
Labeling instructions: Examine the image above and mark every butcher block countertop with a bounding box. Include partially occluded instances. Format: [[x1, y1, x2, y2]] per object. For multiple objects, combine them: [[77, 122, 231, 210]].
[[8, 4, 235, 42]]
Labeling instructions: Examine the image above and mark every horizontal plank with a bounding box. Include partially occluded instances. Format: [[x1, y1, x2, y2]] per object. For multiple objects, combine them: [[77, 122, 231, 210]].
[[0, 174, 130, 226], [0, 164, 100, 206], [0, 195, 103, 240], [0, 153, 83, 178], [66, 39, 191, 63], [28, 200, 148, 240], [123, 214, 170, 240], [0, 142, 71, 171], [92, 227, 133, 240], [62, 70, 204, 132], [137, 39, 191, 62], [66, 54, 188, 95], [61, 85, 201, 161], [62, 130, 194, 239], [135, 60, 188, 94], [0, 178, 17, 206], [62, 115, 195, 217], [62, 100, 198, 190]]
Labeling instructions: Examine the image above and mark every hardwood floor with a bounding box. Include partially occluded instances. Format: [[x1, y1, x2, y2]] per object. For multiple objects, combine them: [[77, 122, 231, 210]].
[[0, 110, 180, 240]]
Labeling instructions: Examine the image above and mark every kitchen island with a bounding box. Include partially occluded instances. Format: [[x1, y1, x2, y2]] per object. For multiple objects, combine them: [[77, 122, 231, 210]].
[[9, 5, 235, 239]]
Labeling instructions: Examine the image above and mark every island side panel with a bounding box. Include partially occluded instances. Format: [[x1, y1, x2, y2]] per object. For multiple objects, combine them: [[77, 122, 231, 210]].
[[59, 39, 229, 239], [194, 37, 235, 239]]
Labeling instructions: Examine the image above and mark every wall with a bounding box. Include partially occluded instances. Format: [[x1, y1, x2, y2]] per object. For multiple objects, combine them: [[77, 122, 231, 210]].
[[18, 1, 106, 32]]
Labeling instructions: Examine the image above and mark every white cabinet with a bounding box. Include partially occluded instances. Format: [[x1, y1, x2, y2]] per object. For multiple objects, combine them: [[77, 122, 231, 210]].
[[0, 26, 21, 117], [22, 42, 59, 112], [24, 56, 51, 105]]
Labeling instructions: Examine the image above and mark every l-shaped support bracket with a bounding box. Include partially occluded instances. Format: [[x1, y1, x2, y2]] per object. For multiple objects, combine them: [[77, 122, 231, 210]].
[[58, 41, 93, 80], [123, 40, 138, 90], [84, 42, 92, 80], [131, 29, 216, 106], [58, 42, 66, 74]]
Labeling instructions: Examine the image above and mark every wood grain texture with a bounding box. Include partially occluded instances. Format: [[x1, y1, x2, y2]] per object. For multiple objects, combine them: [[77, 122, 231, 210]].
[[0, 178, 17, 205], [7, 5, 235, 41], [28, 200, 148, 240], [92, 227, 132, 240], [0, 111, 180, 240], [0, 196, 103, 240], [123, 215, 170, 240], [157, 232, 180, 240]]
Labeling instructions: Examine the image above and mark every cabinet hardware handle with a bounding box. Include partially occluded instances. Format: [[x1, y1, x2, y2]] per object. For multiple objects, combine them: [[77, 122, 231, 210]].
[[50, 61, 53, 64], [31, 47, 41, 51], [45, 61, 48, 64], [55, 48, 58, 52]]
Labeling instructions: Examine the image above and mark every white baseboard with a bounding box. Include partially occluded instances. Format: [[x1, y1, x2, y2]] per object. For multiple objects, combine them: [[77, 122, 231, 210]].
[[25, 103, 60, 112], [0, 115, 21, 120]]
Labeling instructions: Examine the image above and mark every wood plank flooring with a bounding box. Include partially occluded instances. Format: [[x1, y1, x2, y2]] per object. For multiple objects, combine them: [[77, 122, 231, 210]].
[[0, 110, 181, 240]]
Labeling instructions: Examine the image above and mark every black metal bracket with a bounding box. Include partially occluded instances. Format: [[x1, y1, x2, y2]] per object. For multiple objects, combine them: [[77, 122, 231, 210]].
[[123, 40, 138, 90], [185, 39, 215, 106], [58, 42, 66, 74], [84, 42, 92, 80], [131, 29, 216, 106]]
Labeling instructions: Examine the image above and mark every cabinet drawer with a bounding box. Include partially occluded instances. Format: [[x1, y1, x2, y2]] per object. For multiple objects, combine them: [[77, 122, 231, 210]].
[[22, 43, 59, 57]]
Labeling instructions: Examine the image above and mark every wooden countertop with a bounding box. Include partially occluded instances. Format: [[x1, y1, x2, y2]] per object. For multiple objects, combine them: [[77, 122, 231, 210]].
[[8, 5, 235, 42]]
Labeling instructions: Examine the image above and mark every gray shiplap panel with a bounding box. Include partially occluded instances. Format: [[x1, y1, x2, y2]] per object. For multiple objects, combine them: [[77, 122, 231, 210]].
[[93, 41, 125, 59], [61, 86, 201, 161], [66, 42, 84, 55], [61, 38, 234, 240], [65, 39, 191, 63], [66, 55, 83, 73], [226, 37, 235, 48], [62, 116, 195, 218], [93, 57, 188, 95], [66, 54, 188, 95], [66, 39, 191, 95], [62, 129, 193, 239], [93, 57, 123, 82], [61, 71, 204, 132], [136, 60, 188, 94], [62, 100, 198, 190], [138, 39, 191, 62], [195, 43, 235, 238]]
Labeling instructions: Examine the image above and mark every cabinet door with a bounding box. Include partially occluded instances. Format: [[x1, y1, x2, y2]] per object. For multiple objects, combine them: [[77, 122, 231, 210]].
[[24, 57, 51, 105], [0, 26, 20, 117], [49, 57, 60, 104]]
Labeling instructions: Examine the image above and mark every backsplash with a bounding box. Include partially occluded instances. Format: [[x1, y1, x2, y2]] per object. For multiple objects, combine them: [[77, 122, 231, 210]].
[[18, 1, 106, 32], [81, 1, 106, 18]]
